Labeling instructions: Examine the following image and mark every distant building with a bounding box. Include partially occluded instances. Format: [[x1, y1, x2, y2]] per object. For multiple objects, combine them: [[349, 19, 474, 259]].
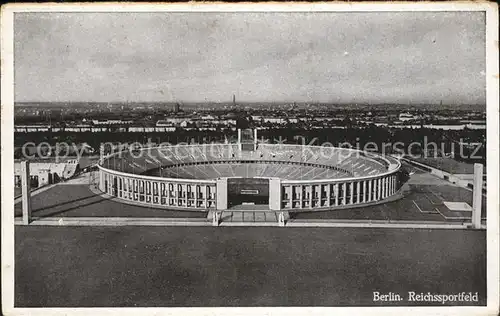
[[14, 125, 51, 132], [173, 103, 180, 113], [399, 113, 417, 122], [250, 116, 289, 124], [157, 118, 192, 125], [263, 117, 286, 124], [14, 160, 80, 191], [92, 119, 133, 125], [156, 120, 176, 127], [201, 115, 216, 120]]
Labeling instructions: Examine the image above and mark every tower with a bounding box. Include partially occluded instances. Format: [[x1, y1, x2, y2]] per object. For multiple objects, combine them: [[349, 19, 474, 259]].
[[21, 161, 32, 224]]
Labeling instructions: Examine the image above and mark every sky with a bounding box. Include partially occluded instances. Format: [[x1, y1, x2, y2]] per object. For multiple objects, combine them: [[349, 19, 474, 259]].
[[14, 12, 486, 104]]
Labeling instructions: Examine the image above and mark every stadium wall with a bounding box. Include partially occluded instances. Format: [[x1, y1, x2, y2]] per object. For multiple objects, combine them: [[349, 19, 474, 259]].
[[98, 166, 218, 210], [280, 168, 400, 211], [97, 145, 401, 211]]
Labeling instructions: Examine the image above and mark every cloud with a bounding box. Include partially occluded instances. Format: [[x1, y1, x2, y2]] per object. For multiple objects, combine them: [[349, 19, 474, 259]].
[[14, 12, 485, 104]]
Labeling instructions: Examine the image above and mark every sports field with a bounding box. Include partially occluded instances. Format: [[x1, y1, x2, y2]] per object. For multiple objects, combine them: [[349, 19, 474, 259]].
[[15, 226, 486, 307]]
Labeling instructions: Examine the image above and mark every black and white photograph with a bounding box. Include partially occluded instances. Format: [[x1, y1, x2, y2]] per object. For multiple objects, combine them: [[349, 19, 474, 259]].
[[1, 2, 499, 315]]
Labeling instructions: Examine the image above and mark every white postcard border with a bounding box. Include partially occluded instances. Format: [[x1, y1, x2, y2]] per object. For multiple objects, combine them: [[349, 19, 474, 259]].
[[1, 2, 498, 316]]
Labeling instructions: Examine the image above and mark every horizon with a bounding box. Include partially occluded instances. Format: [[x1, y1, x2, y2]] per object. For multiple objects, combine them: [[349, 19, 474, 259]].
[[14, 101, 486, 107]]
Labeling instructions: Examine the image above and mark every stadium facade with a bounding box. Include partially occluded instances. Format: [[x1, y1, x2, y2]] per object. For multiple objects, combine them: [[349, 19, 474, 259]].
[[97, 129, 402, 212]]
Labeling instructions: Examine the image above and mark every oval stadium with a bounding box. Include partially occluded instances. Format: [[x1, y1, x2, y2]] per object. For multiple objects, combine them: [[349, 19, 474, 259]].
[[97, 129, 402, 212]]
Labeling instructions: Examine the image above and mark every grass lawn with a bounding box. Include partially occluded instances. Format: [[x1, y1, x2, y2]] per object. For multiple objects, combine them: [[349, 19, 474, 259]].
[[15, 226, 486, 307], [411, 157, 481, 174], [14, 184, 207, 218]]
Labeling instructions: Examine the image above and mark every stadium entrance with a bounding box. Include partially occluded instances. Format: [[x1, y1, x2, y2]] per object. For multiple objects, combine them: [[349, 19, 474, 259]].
[[227, 178, 269, 207]]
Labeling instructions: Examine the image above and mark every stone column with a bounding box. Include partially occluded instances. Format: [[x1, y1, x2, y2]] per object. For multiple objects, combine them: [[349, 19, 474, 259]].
[[134, 179, 138, 201], [237, 129, 242, 151], [342, 183, 347, 205], [308, 185, 313, 208], [391, 176, 395, 195], [362, 180, 367, 203], [117, 176, 122, 198], [106, 174, 111, 195], [349, 182, 354, 204], [254, 129, 258, 149], [176, 183, 181, 206], [334, 183, 339, 206], [194, 185, 199, 208], [377, 178, 381, 200], [357, 181, 361, 203], [216, 178, 228, 210], [299, 185, 304, 208], [375, 178, 382, 200], [205, 185, 210, 208], [124, 177, 129, 199], [472, 163, 484, 229], [367, 180, 372, 202], [382, 178, 386, 199], [388, 176, 392, 195], [99, 169, 105, 192], [269, 178, 282, 211], [212, 211, 220, 226], [21, 161, 32, 225], [326, 184, 331, 207], [389, 176, 393, 195], [150, 180, 155, 205], [278, 212, 285, 227]]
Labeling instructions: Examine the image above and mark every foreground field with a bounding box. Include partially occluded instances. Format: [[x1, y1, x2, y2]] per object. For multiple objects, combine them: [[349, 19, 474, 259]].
[[15, 226, 486, 307]]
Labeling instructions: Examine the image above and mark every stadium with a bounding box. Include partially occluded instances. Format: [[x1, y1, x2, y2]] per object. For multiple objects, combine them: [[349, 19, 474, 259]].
[[97, 129, 402, 212]]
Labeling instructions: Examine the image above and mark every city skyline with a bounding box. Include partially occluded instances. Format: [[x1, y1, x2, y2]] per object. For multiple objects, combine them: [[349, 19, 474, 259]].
[[15, 12, 486, 104]]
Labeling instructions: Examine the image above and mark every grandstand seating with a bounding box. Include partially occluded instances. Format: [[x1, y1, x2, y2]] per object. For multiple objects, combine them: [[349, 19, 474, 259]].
[[154, 162, 352, 180], [102, 144, 390, 180]]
